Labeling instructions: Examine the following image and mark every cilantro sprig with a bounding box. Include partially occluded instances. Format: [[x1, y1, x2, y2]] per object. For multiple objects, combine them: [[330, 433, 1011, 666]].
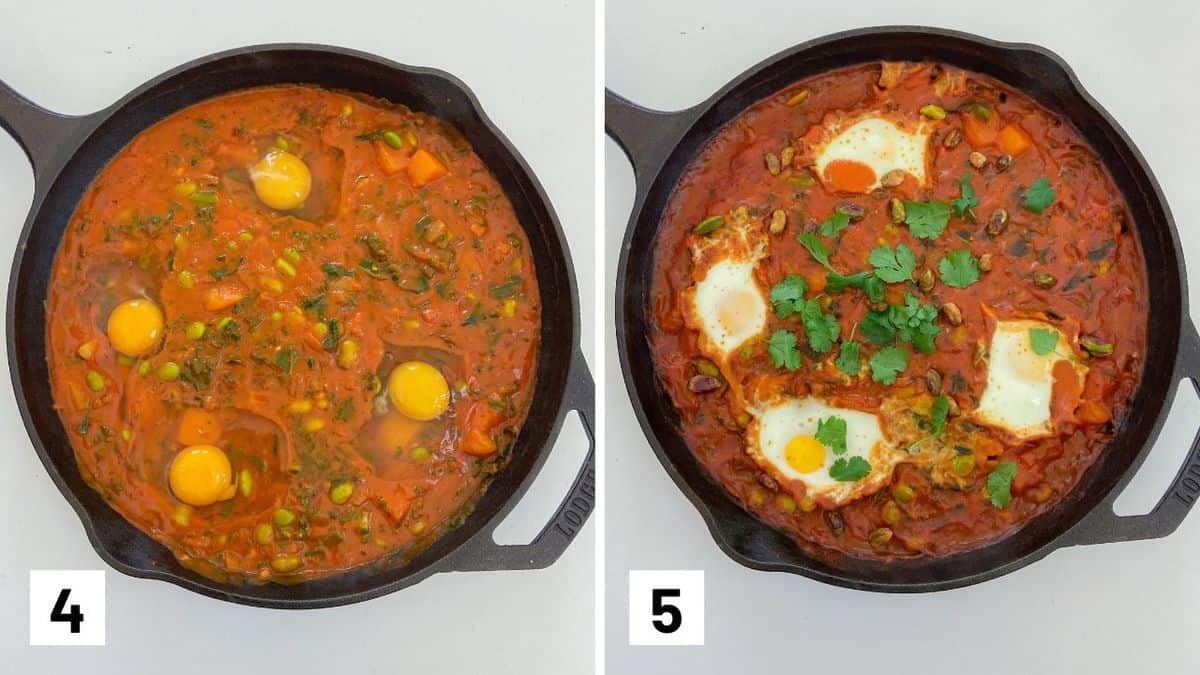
[[1029, 328, 1059, 355], [830, 456, 871, 482], [1024, 177, 1056, 214], [869, 346, 910, 385], [769, 274, 808, 318], [835, 340, 862, 376], [952, 173, 980, 219], [826, 271, 885, 304], [903, 200, 952, 239], [800, 299, 840, 354], [796, 233, 834, 271], [986, 461, 1018, 508], [768, 329, 802, 371], [815, 416, 848, 455], [938, 249, 981, 289], [869, 243, 917, 283], [890, 293, 940, 354], [820, 212, 851, 238]]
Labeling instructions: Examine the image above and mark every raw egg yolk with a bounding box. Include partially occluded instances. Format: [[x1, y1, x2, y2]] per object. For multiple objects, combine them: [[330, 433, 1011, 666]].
[[784, 435, 826, 473], [168, 444, 237, 507], [387, 361, 450, 421], [249, 150, 311, 210], [106, 298, 164, 357]]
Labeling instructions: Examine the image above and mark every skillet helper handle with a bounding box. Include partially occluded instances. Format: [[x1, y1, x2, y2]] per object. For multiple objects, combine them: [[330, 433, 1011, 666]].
[[449, 349, 595, 571], [1064, 318, 1200, 546], [605, 89, 695, 184], [0, 79, 90, 181]]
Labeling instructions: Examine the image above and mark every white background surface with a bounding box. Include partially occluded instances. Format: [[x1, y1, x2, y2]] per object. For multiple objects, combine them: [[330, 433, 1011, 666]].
[[0, 1, 594, 671], [606, 1, 1200, 673]]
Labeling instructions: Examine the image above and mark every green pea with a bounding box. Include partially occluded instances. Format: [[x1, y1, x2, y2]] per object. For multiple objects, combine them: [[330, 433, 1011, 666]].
[[137, 361, 151, 376], [85, 370, 105, 392], [891, 484, 915, 503], [216, 317, 233, 331], [382, 130, 404, 149], [273, 508, 295, 527], [157, 361, 180, 382], [330, 481, 354, 505], [270, 554, 301, 573], [238, 469, 253, 497], [411, 446, 430, 462], [188, 191, 218, 205], [952, 454, 976, 477], [177, 270, 195, 288], [254, 523, 274, 545], [283, 247, 301, 263], [274, 258, 297, 277], [186, 321, 206, 340]]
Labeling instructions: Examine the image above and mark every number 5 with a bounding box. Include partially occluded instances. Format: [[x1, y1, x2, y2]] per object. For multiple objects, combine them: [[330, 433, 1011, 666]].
[[651, 588, 681, 634]]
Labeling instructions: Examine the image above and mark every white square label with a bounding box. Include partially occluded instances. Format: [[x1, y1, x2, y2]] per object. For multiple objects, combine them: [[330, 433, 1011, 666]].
[[628, 570, 704, 646], [29, 570, 105, 646]]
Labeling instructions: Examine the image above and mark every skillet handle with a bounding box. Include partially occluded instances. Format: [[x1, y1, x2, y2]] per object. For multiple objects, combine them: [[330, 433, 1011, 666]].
[[605, 89, 696, 184], [447, 349, 595, 571], [0, 79, 92, 182], [1063, 318, 1200, 546]]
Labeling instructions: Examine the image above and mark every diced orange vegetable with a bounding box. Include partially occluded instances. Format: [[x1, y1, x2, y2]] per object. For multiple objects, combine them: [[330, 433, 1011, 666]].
[[961, 110, 999, 147], [204, 283, 247, 311], [803, 270, 827, 294], [374, 141, 410, 175], [998, 123, 1032, 156], [462, 404, 503, 456], [407, 149, 448, 187], [1076, 400, 1111, 425], [178, 408, 221, 446], [379, 489, 412, 522]]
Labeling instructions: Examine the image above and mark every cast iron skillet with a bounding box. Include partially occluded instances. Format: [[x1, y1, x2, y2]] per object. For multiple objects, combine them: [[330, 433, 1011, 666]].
[[1, 44, 594, 608], [607, 26, 1200, 592]]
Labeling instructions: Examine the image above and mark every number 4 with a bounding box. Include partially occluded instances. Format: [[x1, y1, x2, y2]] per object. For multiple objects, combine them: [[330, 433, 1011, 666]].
[[51, 588, 84, 634], [651, 588, 681, 634]]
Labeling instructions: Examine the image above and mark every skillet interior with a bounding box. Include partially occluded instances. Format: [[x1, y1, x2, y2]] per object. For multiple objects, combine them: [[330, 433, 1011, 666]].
[[10, 46, 582, 607], [618, 27, 1184, 590]]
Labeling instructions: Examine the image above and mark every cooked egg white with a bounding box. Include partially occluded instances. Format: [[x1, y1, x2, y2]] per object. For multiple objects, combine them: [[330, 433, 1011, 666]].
[[810, 114, 931, 193], [681, 207, 769, 365], [973, 320, 1087, 440], [746, 396, 902, 506]]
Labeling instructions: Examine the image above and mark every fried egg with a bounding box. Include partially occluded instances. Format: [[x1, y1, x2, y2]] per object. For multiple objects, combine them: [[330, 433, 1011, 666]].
[[974, 320, 1087, 441], [681, 207, 769, 364], [746, 396, 902, 506], [809, 114, 932, 193], [388, 360, 450, 421]]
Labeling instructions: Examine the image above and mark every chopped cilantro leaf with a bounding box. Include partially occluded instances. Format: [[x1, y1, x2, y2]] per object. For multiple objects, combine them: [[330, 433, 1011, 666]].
[[889, 293, 940, 354], [830, 456, 871, 481], [769, 274, 808, 318], [931, 395, 950, 436], [768, 330, 802, 371], [820, 212, 851, 238], [869, 243, 916, 283], [797, 233, 834, 271], [826, 271, 885, 304], [1024, 177, 1056, 214], [800, 299, 840, 354], [986, 461, 1018, 508], [835, 340, 862, 376], [815, 416, 848, 455], [952, 173, 980, 219], [861, 310, 897, 345], [1029, 328, 1059, 355], [869, 346, 910, 385], [938, 249, 980, 288], [903, 200, 952, 239]]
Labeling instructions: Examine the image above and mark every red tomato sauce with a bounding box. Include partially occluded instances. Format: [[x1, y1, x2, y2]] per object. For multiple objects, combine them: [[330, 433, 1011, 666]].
[[47, 86, 540, 583], [650, 63, 1148, 559]]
